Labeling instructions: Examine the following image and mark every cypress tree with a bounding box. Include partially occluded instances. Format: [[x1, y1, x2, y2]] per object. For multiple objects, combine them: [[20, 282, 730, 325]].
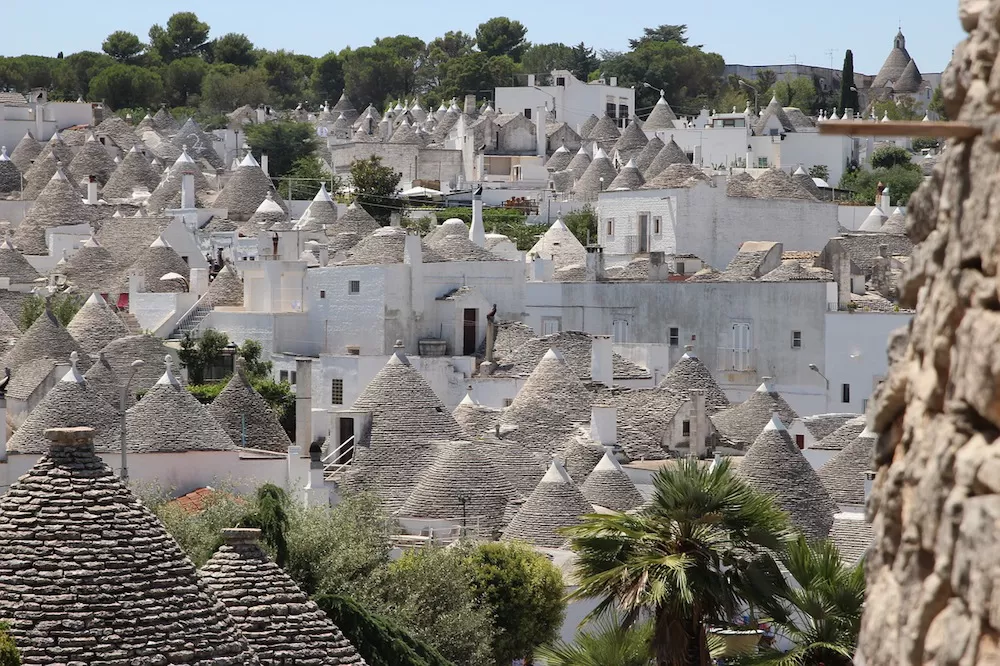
[[840, 50, 859, 112]]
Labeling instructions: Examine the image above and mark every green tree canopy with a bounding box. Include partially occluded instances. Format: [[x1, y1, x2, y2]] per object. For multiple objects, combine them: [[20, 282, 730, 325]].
[[537, 619, 653, 666], [102, 31, 145, 64], [163, 57, 207, 106], [312, 52, 345, 104], [89, 63, 162, 109], [464, 542, 565, 664], [259, 50, 311, 107], [200, 65, 271, 113], [208, 33, 257, 68], [342, 45, 404, 109], [350, 155, 401, 223], [475, 17, 529, 61], [929, 85, 948, 120], [569, 42, 600, 82], [629, 24, 693, 48], [769, 76, 816, 111], [149, 12, 210, 63], [520, 43, 574, 80], [244, 120, 317, 178], [60, 51, 114, 97], [871, 145, 914, 170]]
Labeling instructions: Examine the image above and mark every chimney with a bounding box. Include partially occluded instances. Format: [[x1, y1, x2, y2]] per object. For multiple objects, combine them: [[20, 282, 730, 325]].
[[689, 388, 706, 457], [836, 248, 851, 310], [609, 76, 618, 87], [864, 470, 875, 503], [585, 245, 605, 280], [464, 94, 476, 115], [648, 251, 670, 280], [590, 334, 613, 386], [880, 185, 891, 213], [527, 74, 536, 87], [589, 405, 617, 446], [87, 175, 98, 205], [295, 358, 313, 455], [535, 106, 546, 158], [318, 245, 329, 266], [304, 437, 328, 507], [261, 152, 269, 176], [221, 527, 261, 546], [43, 426, 94, 450], [529, 256, 554, 282], [469, 185, 485, 247], [181, 172, 195, 209]]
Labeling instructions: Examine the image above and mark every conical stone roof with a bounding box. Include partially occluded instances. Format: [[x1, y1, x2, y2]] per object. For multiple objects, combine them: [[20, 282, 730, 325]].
[[0, 303, 20, 355], [95, 115, 140, 152], [336, 227, 445, 265], [711, 379, 799, 448], [545, 144, 573, 172], [657, 347, 731, 413], [68, 131, 117, 186], [102, 146, 160, 200], [14, 166, 95, 254], [527, 217, 587, 269], [879, 207, 907, 235], [579, 114, 600, 138], [643, 163, 710, 189], [215, 153, 288, 221], [250, 192, 290, 230], [9, 130, 41, 173], [560, 432, 605, 481], [6, 356, 122, 453], [872, 31, 913, 89], [37, 130, 73, 166], [200, 528, 366, 665], [126, 358, 235, 453], [727, 171, 756, 198], [643, 91, 679, 131], [207, 367, 292, 452], [299, 183, 339, 228], [399, 440, 517, 533], [607, 158, 645, 191], [20, 151, 65, 200], [738, 414, 837, 540], [344, 345, 465, 509], [633, 135, 665, 174], [644, 137, 690, 180], [82, 351, 126, 406], [334, 202, 381, 236], [0, 146, 22, 193], [66, 292, 129, 354], [153, 106, 181, 133], [818, 427, 877, 506], [145, 150, 212, 212], [331, 92, 359, 123], [587, 114, 621, 143], [480, 438, 547, 497], [452, 391, 502, 438], [202, 264, 244, 307], [567, 146, 592, 181], [575, 147, 619, 200], [93, 334, 179, 396], [811, 415, 866, 451], [0, 237, 41, 284], [859, 206, 887, 231], [895, 58, 922, 93], [171, 118, 224, 170], [753, 96, 795, 135], [501, 460, 593, 548], [58, 236, 122, 296], [125, 237, 190, 293], [498, 349, 593, 454], [612, 120, 648, 164], [0, 427, 258, 665], [752, 168, 817, 201], [581, 450, 644, 512], [2, 306, 92, 393]]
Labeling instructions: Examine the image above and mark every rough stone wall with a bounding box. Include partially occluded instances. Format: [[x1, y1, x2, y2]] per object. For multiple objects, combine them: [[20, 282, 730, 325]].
[[859, 3, 1000, 664]]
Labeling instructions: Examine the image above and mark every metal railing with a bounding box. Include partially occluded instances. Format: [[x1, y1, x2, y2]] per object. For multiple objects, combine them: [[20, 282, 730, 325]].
[[390, 516, 485, 548], [622, 234, 649, 254], [322, 435, 355, 478]]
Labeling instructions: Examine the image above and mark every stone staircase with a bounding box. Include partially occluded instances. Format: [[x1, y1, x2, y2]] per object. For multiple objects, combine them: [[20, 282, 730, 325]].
[[120, 312, 143, 335], [167, 304, 212, 341]]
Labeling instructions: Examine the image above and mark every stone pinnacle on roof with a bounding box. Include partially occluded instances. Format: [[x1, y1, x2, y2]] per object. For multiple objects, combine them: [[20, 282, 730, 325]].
[[8, 130, 40, 173], [207, 366, 292, 453], [399, 440, 517, 534], [501, 459, 594, 548], [859, 206, 888, 231], [66, 292, 129, 355], [753, 95, 796, 135], [452, 387, 502, 438], [0, 427, 258, 665], [200, 528, 367, 665], [152, 106, 181, 133], [498, 348, 594, 454], [739, 413, 837, 539], [581, 449, 644, 512], [126, 355, 235, 453], [643, 90, 679, 130], [711, 378, 799, 448]]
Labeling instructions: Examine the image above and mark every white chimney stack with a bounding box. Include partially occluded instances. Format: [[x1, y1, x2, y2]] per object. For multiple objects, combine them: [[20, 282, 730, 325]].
[[689, 388, 706, 457], [469, 185, 485, 247], [181, 172, 195, 209], [589, 405, 617, 446], [880, 186, 891, 213], [590, 334, 613, 387], [87, 176, 98, 205], [295, 358, 313, 454], [864, 470, 875, 503], [261, 152, 269, 176], [535, 106, 546, 158], [0, 395, 7, 462]]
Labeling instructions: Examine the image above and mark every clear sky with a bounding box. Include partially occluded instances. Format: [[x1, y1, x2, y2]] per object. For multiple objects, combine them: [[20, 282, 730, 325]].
[[1, 0, 963, 75]]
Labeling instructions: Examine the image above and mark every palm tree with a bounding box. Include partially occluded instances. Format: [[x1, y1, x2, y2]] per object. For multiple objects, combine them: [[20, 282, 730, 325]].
[[536, 619, 654, 666], [564, 458, 792, 666], [741, 536, 864, 666]]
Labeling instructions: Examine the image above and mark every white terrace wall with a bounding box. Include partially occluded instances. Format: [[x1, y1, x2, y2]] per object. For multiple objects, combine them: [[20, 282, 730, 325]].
[[326, 143, 463, 190]]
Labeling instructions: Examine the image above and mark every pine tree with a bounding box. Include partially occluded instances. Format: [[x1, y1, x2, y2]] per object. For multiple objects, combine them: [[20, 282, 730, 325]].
[[840, 49, 859, 112]]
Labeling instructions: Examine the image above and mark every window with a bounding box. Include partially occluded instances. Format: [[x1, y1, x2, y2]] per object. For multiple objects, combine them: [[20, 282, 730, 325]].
[[725, 321, 753, 371], [524, 108, 532, 120], [331, 378, 344, 405], [842, 383, 851, 404], [541, 317, 561, 335], [503, 398, 514, 407], [556, 77, 566, 86], [757, 157, 769, 168], [320, 290, 326, 299], [682, 420, 691, 437], [653, 216, 662, 235], [605, 218, 614, 236], [348, 280, 360, 294], [181, 256, 189, 265], [791, 331, 802, 349], [676, 261, 686, 274], [669, 327, 679, 347], [618, 104, 629, 119], [795, 434, 805, 450], [279, 370, 297, 385], [606, 102, 616, 117]]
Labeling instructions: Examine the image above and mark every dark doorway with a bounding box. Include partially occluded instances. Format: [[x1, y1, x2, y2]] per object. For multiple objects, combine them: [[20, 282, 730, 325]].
[[336, 417, 355, 465], [638, 214, 649, 253], [463, 308, 478, 355]]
